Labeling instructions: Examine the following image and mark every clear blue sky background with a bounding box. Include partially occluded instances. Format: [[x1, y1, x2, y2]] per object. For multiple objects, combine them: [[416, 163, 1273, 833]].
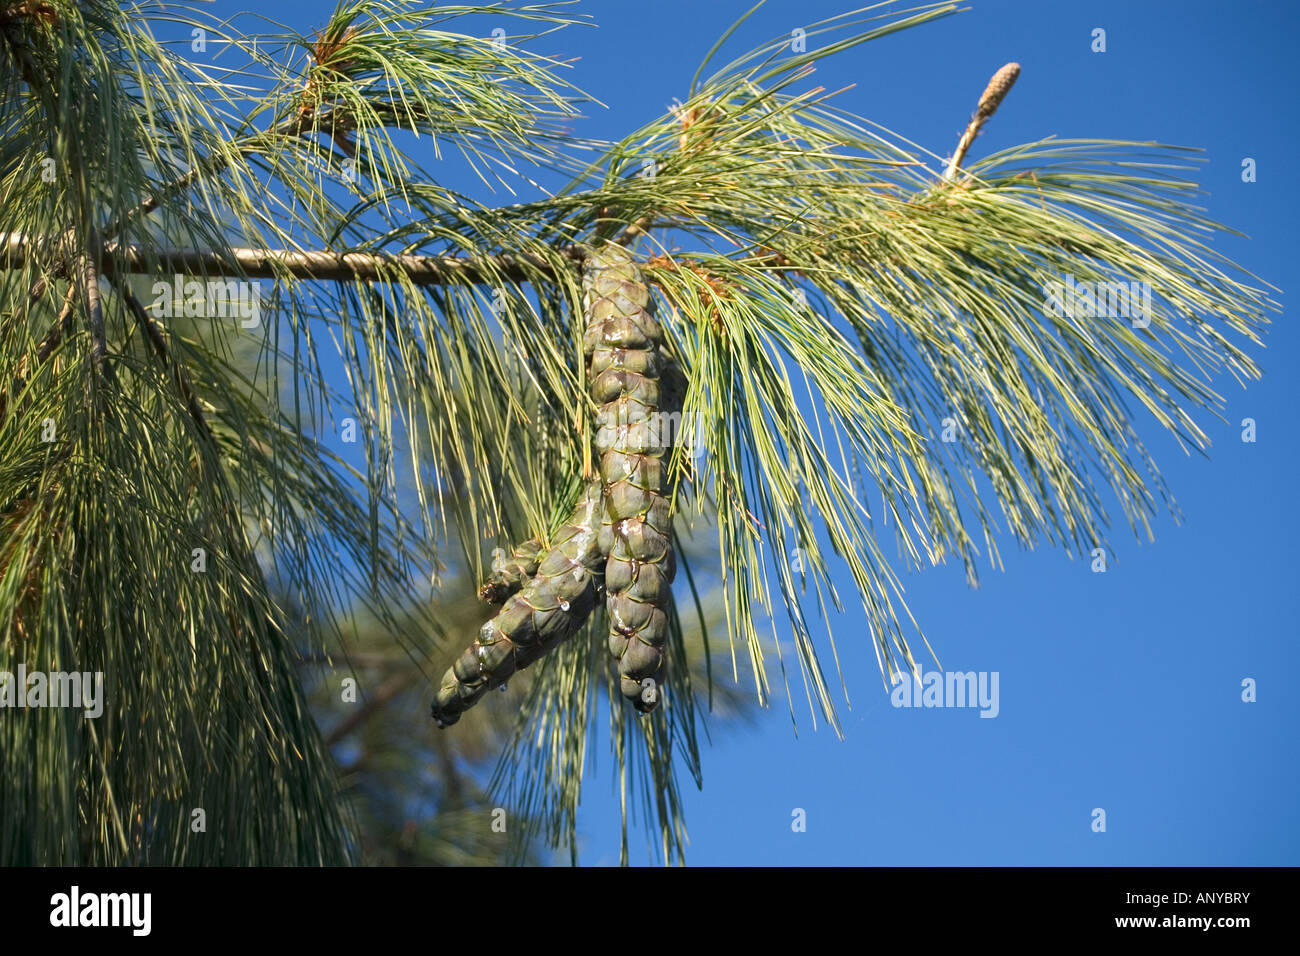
[[254, 0, 1298, 864]]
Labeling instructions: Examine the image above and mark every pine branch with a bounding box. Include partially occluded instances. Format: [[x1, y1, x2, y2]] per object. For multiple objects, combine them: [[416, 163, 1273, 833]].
[[79, 249, 106, 374], [2, 234, 584, 285], [34, 281, 76, 363], [2, 234, 810, 287]]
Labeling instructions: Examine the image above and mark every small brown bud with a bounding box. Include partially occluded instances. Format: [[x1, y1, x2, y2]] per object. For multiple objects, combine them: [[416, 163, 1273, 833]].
[[977, 62, 1021, 119]]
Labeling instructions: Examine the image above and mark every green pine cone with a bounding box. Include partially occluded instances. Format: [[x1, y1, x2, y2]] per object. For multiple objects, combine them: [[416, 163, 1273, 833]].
[[478, 537, 543, 605], [431, 480, 605, 727], [583, 243, 681, 713]]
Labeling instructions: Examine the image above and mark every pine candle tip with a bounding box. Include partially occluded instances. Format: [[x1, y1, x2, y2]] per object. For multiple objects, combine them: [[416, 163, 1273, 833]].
[[977, 62, 1021, 118]]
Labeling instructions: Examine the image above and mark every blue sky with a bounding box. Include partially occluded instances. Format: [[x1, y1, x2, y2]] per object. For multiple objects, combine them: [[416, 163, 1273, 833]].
[[250, 0, 1298, 864], [556, 0, 1299, 866]]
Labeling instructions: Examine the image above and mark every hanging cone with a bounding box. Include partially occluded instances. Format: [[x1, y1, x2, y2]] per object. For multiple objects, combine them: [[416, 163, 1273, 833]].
[[431, 243, 683, 727], [431, 480, 605, 727], [584, 243, 680, 713]]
